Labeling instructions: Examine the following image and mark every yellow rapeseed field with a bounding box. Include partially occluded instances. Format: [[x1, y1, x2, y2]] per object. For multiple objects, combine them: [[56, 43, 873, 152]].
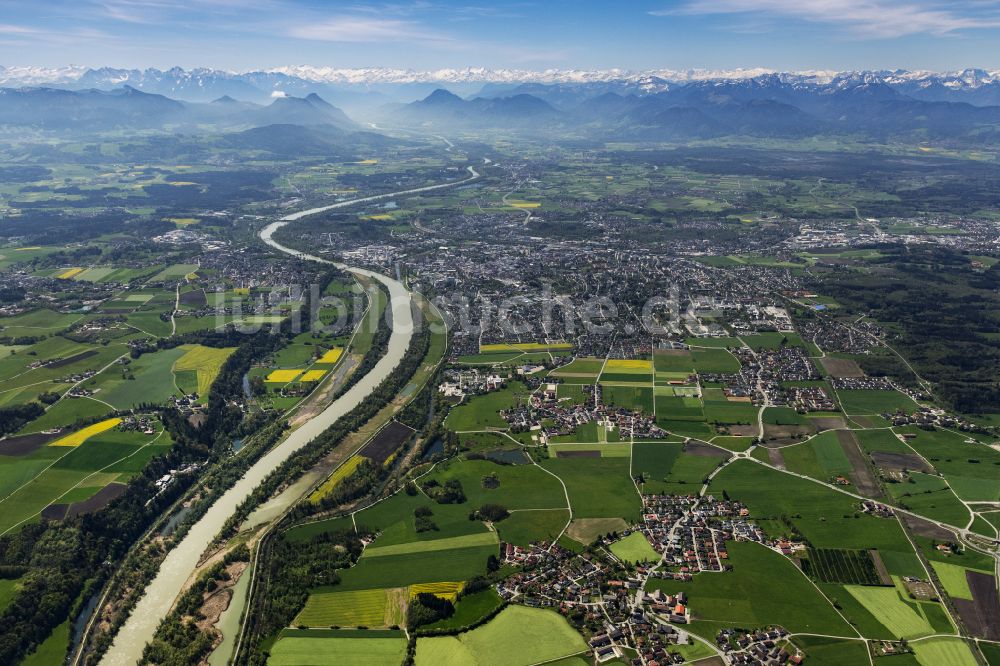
[[50, 418, 122, 447], [299, 369, 327, 382], [57, 267, 84, 279], [174, 345, 235, 395], [317, 348, 344, 364], [409, 582, 463, 602], [309, 455, 366, 502], [266, 369, 303, 383], [605, 359, 653, 371]]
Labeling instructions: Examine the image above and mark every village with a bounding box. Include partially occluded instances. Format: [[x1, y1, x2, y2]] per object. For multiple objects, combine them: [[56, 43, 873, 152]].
[[494, 491, 813, 666]]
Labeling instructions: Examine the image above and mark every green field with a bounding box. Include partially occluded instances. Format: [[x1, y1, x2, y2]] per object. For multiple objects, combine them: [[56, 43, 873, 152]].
[[335, 543, 497, 591], [912, 638, 978, 666], [496, 509, 570, 547], [647, 541, 854, 636], [703, 401, 758, 425], [268, 630, 407, 666], [687, 337, 741, 349], [929, 561, 978, 600], [173, 344, 235, 397], [414, 605, 587, 666], [286, 491, 489, 546], [540, 456, 641, 520], [423, 458, 567, 510], [740, 333, 803, 350], [21, 619, 69, 666], [0, 427, 168, 534], [150, 263, 199, 281], [363, 532, 498, 558], [0, 578, 19, 613], [655, 395, 704, 421], [780, 431, 853, 482], [837, 389, 919, 414], [98, 347, 187, 408], [632, 442, 680, 489], [790, 635, 871, 666], [294, 588, 396, 627], [444, 383, 529, 431], [603, 385, 653, 413], [692, 348, 741, 373], [422, 588, 503, 632], [709, 461, 923, 575], [843, 583, 934, 639], [549, 357, 604, 378], [653, 350, 694, 373], [898, 426, 1000, 501], [0, 309, 80, 336], [610, 532, 660, 563]]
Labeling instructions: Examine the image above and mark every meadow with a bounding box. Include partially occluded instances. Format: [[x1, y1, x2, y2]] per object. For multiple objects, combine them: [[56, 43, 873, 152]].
[[334, 543, 497, 591], [709, 461, 924, 576], [414, 606, 587, 666], [172, 344, 235, 397], [0, 424, 168, 534], [293, 587, 398, 627], [647, 541, 854, 637], [496, 508, 570, 546], [843, 584, 934, 639], [540, 456, 641, 522], [422, 458, 567, 510], [610, 532, 660, 563], [268, 630, 407, 666], [444, 383, 530, 431]]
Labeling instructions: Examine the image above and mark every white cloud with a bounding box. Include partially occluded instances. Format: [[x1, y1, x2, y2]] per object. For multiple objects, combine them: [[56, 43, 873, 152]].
[[270, 90, 286, 97], [0, 23, 42, 35], [655, 0, 1000, 38], [287, 16, 448, 43]]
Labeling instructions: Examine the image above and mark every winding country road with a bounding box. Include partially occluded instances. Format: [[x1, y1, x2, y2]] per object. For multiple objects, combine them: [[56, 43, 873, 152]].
[[99, 165, 481, 665]]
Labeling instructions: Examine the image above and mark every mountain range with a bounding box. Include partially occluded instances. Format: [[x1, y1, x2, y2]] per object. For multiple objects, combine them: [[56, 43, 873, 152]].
[[5, 66, 1000, 108], [2, 67, 1000, 143], [382, 77, 1000, 142], [0, 87, 358, 132]]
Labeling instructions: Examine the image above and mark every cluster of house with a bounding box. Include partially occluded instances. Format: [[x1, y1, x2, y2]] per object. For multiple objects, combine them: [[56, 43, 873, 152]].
[[873, 640, 914, 658], [437, 367, 506, 399], [56, 369, 98, 391], [502, 382, 667, 443], [147, 461, 201, 506], [339, 243, 400, 265], [861, 500, 895, 518], [784, 385, 837, 412], [638, 494, 771, 576], [830, 376, 893, 391], [588, 615, 692, 664], [886, 406, 988, 433], [797, 318, 878, 355], [714, 627, 804, 665], [497, 538, 710, 665], [498, 541, 623, 608], [729, 305, 796, 334], [832, 379, 989, 433], [170, 393, 206, 425], [117, 414, 157, 435], [735, 345, 819, 405]]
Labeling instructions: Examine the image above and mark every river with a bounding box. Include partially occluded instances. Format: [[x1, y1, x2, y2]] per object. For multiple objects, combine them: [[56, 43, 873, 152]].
[[99, 167, 482, 665]]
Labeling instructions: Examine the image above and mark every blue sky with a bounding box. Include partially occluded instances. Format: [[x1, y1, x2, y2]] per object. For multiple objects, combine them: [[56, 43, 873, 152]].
[[2, 0, 1000, 71]]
